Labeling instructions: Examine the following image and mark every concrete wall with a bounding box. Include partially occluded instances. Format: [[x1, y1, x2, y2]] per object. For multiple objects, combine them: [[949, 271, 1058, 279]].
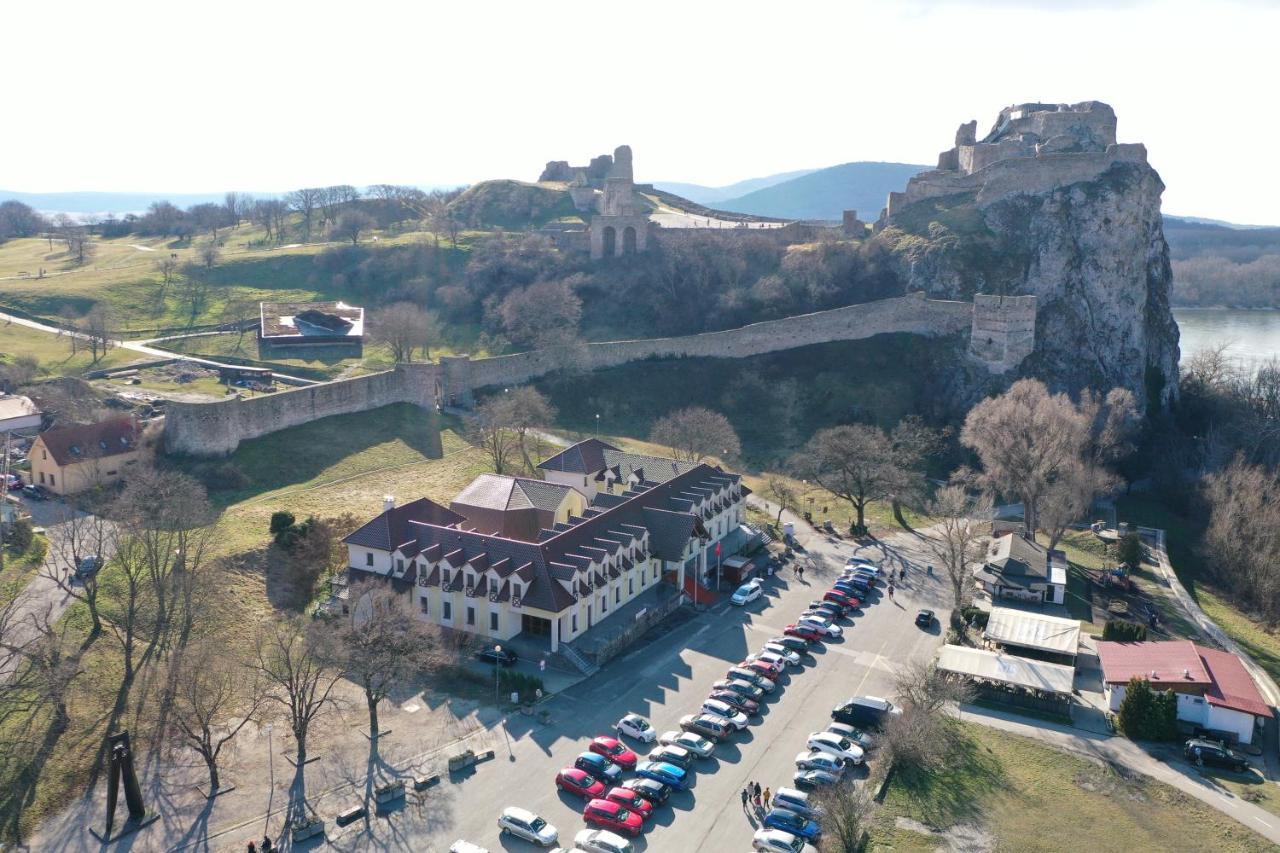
[[164, 294, 1034, 456]]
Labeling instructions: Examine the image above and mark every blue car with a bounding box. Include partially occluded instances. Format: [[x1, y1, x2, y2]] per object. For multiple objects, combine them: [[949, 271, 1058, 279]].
[[574, 751, 623, 785], [635, 760, 688, 790], [764, 807, 822, 840], [834, 580, 871, 597]]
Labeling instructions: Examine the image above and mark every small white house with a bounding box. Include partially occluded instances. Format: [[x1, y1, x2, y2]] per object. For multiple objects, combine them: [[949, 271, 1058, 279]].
[[973, 533, 1067, 606]]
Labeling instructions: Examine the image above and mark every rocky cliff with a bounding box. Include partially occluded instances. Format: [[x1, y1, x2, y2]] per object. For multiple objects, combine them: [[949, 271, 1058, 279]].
[[875, 101, 1181, 411]]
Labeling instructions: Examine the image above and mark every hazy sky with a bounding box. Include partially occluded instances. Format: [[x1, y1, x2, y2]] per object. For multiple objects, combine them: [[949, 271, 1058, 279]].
[[6, 0, 1278, 223]]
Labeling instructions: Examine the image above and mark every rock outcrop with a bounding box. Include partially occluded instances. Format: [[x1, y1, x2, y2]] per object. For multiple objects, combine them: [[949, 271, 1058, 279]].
[[876, 101, 1180, 411]]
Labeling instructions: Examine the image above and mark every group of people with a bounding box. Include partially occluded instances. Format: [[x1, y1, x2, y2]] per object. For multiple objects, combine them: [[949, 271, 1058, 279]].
[[741, 780, 772, 813], [246, 835, 273, 853]]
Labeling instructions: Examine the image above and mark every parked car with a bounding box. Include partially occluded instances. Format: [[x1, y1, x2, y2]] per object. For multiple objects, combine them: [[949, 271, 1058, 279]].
[[21, 484, 47, 501], [679, 713, 731, 741], [497, 807, 559, 847], [793, 768, 842, 789], [475, 646, 518, 666], [603, 786, 655, 820], [657, 730, 715, 758], [794, 751, 846, 775], [620, 776, 670, 805], [915, 609, 936, 629], [712, 678, 765, 701], [806, 601, 845, 621], [806, 731, 865, 764], [731, 579, 764, 606], [832, 579, 870, 598], [763, 807, 822, 841], [772, 787, 820, 819], [726, 666, 776, 692], [842, 566, 878, 583], [753, 827, 817, 852], [783, 624, 823, 643], [1184, 738, 1249, 772], [740, 657, 784, 681], [748, 649, 795, 670], [845, 556, 878, 568], [826, 722, 874, 750], [797, 616, 842, 638], [575, 752, 624, 786], [575, 826, 635, 852], [581, 800, 643, 838], [760, 643, 803, 667], [556, 768, 607, 801], [448, 842, 488, 853], [770, 635, 813, 655], [647, 744, 693, 770], [823, 590, 859, 609], [75, 555, 104, 578], [701, 698, 750, 729], [590, 736, 638, 770], [634, 760, 689, 790], [831, 696, 901, 729], [4, 473, 21, 491], [615, 713, 657, 742], [708, 689, 760, 717]]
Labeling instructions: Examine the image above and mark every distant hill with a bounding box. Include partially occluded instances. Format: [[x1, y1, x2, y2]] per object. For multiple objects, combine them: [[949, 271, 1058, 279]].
[[0, 190, 258, 218], [1163, 216, 1280, 262], [653, 169, 817, 206], [712, 162, 930, 221]]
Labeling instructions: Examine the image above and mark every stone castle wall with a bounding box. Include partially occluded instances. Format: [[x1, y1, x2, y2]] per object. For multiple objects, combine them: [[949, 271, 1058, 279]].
[[164, 295, 1033, 456]]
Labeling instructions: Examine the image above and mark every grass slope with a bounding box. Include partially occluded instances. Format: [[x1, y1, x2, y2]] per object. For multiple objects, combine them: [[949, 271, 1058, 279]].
[[0, 321, 142, 376]]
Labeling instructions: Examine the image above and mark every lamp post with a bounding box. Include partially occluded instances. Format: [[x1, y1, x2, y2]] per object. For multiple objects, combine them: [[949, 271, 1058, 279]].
[[493, 644, 502, 705], [594, 413, 600, 438]]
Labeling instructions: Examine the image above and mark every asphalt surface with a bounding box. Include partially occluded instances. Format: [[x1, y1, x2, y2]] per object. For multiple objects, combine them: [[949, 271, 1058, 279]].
[[377, 526, 949, 852]]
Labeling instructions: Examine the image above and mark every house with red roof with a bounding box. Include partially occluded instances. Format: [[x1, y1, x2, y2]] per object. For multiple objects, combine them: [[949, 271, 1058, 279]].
[[1095, 640, 1273, 744]]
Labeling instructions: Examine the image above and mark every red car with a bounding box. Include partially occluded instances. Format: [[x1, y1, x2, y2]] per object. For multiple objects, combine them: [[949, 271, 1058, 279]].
[[589, 735, 639, 770], [604, 786, 655, 821], [741, 658, 783, 681], [824, 589, 860, 609], [583, 798, 644, 837], [785, 623, 823, 642], [556, 767, 607, 800]]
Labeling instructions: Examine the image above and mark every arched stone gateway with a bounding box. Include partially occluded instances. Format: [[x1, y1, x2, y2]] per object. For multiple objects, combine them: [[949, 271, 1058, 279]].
[[601, 226, 616, 258], [622, 226, 637, 255]]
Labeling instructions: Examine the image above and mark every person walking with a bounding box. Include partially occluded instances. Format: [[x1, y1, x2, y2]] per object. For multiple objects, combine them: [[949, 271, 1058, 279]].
[[763, 787, 772, 809], [888, 583, 895, 599], [797, 563, 804, 581], [754, 781, 762, 800], [742, 787, 750, 809]]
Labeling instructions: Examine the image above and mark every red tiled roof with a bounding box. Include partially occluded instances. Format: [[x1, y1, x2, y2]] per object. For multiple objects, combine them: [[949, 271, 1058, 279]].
[[36, 417, 138, 467], [1095, 640, 1209, 687], [1197, 645, 1274, 719]]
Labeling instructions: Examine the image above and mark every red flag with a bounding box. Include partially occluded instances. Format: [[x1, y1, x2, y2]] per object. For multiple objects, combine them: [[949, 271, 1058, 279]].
[[715, 542, 721, 556]]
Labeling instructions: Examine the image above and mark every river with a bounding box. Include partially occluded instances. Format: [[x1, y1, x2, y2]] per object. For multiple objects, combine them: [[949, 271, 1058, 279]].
[[1174, 308, 1280, 366]]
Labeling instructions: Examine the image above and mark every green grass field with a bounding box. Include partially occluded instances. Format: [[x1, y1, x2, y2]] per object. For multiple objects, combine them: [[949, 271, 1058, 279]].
[[0, 320, 143, 376], [869, 723, 1274, 852]]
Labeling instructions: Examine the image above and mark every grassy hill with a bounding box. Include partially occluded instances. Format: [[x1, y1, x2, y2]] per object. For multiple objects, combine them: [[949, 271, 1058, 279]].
[[714, 161, 928, 221]]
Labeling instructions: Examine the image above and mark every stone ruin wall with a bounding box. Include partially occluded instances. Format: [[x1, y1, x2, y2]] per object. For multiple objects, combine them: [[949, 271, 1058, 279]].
[[164, 295, 1035, 456]]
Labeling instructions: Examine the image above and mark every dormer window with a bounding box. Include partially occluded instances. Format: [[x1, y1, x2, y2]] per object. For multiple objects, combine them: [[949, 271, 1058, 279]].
[[442, 569, 450, 585], [512, 582, 521, 599]]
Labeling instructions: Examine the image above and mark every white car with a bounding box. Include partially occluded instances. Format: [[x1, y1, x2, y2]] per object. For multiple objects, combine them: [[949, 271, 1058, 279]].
[[615, 713, 657, 742], [747, 649, 794, 670], [701, 698, 750, 729], [794, 750, 847, 776], [573, 829, 632, 853], [657, 730, 715, 758], [807, 731, 865, 764], [449, 843, 489, 853], [761, 642, 803, 667], [731, 579, 764, 605], [797, 616, 842, 638], [753, 827, 817, 852], [498, 807, 559, 847]]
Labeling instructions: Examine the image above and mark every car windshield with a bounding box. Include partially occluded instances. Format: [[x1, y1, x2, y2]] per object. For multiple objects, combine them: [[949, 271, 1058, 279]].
[[529, 817, 546, 831], [605, 742, 623, 754], [630, 717, 648, 730]]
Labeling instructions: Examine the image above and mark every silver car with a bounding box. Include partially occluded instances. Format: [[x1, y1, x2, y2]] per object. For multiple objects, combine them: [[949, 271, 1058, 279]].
[[807, 731, 865, 764], [498, 807, 559, 847], [657, 730, 715, 758], [701, 698, 750, 729], [794, 750, 846, 776], [761, 642, 803, 666]]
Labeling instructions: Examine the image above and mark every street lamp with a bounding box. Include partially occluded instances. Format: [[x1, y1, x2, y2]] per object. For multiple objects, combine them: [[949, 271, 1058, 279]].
[[594, 413, 600, 438], [493, 644, 502, 705]]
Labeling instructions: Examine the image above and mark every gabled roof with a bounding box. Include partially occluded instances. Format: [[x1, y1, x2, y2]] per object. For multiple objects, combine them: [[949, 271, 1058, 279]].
[[35, 417, 139, 467], [1198, 645, 1273, 719], [984, 607, 1081, 655], [536, 438, 700, 487], [343, 498, 467, 552], [538, 438, 619, 475], [451, 473, 580, 514], [1096, 641, 1273, 718], [985, 533, 1049, 579]]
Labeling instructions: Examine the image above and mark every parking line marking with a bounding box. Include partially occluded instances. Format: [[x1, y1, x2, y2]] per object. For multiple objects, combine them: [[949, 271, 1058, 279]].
[[1253, 816, 1272, 828]]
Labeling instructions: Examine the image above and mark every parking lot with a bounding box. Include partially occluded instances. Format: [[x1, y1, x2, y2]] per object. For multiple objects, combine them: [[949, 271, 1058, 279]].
[[372, 527, 950, 851]]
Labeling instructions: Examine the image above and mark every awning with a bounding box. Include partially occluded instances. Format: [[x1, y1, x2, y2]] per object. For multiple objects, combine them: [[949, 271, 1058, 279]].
[[937, 645, 1075, 695], [984, 607, 1081, 656]]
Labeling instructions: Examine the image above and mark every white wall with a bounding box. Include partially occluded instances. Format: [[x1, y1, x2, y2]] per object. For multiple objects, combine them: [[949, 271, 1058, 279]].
[[1206, 705, 1258, 745]]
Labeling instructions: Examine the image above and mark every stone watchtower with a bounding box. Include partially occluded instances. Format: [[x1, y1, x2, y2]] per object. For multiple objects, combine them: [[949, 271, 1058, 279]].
[[590, 145, 650, 260]]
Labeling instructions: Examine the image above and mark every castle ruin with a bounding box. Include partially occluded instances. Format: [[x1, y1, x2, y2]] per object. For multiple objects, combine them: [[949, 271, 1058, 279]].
[[537, 144, 652, 259]]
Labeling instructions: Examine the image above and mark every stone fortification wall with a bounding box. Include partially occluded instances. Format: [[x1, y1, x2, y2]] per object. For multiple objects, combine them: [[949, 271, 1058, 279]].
[[969, 295, 1036, 374]]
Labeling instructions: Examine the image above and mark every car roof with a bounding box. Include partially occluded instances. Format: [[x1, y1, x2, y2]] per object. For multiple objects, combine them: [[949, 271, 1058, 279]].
[[775, 786, 808, 801], [502, 806, 538, 822]]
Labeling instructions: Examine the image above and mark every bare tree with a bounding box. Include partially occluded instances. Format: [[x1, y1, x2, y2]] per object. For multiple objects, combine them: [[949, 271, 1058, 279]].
[[810, 778, 876, 853], [177, 267, 213, 321], [649, 406, 741, 464], [80, 306, 114, 361], [198, 240, 220, 269], [922, 485, 992, 623], [470, 396, 521, 475], [504, 387, 557, 476], [334, 210, 376, 246], [369, 302, 441, 363], [286, 188, 323, 240], [792, 424, 893, 535], [765, 476, 798, 527], [252, 617, 342, 765], [885, 416, 948, 527], [884, 660, 973, 779], [338, 583, 440, 739], [496, 276, 584, 349], [40, 505, 112, 636], [1203, 458, 1280, 625]]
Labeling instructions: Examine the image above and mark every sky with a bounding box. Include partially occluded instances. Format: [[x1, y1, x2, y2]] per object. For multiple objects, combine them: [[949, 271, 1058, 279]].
[[4, 0, 1279, 223]]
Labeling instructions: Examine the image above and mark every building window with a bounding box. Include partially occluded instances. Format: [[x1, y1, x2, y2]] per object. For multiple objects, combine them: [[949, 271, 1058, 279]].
[[49, 474, 55, 486], [600, 595, 607, 614], [420, 597, 429, 615], [490, 612, 499, 631], [615, 588, 620, 604], [512, 583, 521, 599], [572, 613, 578, 632], [396, 558, 404, 572], [442, 569, 450, 585], [652, 563, 658, 580], [443, 601, 452, 620], [38, 472, 45, 484], [41, 450, 46, 460], [466, 606, 475, 626], [365, 552, 373, 567], [629, 579, 633, 595]]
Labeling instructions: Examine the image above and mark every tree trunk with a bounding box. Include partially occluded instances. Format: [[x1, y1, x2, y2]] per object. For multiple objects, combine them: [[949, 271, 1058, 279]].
[[367, 693, 380, 739], [854, 500, 867, 536], [294, 729, 307, 765], [206, 756, 220, 793], [892, 498, 911, 530]]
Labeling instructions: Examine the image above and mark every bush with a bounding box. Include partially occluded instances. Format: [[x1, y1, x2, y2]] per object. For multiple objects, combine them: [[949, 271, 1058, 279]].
[[1116, 532, 1143, 569], [1103, 620, 1148, 642], [960, 606, 989, 629], [197, 461, 249, 492], [270, 511, 297, 540], [6, 517, 34, 552], [1117, 677, 1179, 741]]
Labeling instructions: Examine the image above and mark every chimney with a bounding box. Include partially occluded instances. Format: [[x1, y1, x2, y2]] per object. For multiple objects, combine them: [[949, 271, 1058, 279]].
[[1183, 668, 1191, 679], [383, 495, 395, 513]]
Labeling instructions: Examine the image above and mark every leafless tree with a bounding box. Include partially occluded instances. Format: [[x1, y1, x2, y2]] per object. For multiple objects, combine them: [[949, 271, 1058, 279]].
[[80, 305, 114, 361], [649, 406, 741, 464], [166, 631, 267, 794], [791, 424, 894, 535], [884, 660, 973, 779], [369, 302, 440, 363], [224, 191, 247, 226], [251, 617, 342, 765], [177, 267, 213, 321], [922, 485, 993, 621], [505, 387, 557, 476], [334, 210, 376, 246], [470, 396, 521, 475], [496, 276, 584, 349], [40, 505, 112, 636], [154, 255, 179, 310], [885, 416, 948, 527], [198, 240, 220, 269], [811, 777, 876, 853], [0, 601, 82, 733], [765, 476, 798, 527], [286, 187, 323, 240], [338, 583, 440, 739], [1203, 458, 1280, 625], [219, 295, 259, 348]]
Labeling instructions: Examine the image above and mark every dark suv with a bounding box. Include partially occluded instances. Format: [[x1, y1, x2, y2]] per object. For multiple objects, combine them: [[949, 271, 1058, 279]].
[[1184, 738, 1249, 772], [474, 646, 518, 666]]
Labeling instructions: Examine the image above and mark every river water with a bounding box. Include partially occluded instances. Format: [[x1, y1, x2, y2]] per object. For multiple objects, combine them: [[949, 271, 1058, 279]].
[[1174, 308, 1280, 366]]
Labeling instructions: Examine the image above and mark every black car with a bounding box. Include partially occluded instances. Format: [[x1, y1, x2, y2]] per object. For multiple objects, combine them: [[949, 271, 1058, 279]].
[[709, 689, 760, 716], [474, 646, 518, 666], [1184, 738, 1249, 772], [712, 679, 766, 701], [834, 579, 871, 596], [21, 484, 48, 501], [621, 776, 671, 805], [915, 609, 935, 628], [832, 696, 900, 729], [808, 602, 845, 621], [771, 635, 812, 655], [76, 556, 104, 578]]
